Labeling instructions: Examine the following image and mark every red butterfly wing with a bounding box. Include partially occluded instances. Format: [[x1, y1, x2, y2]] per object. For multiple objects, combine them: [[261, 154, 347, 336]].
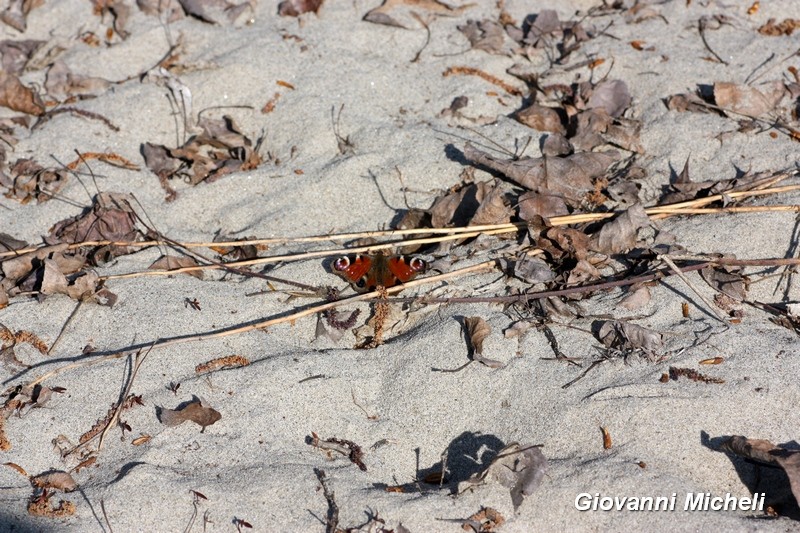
[[333, 255, 373, 291], [386, 256, 426, 285]]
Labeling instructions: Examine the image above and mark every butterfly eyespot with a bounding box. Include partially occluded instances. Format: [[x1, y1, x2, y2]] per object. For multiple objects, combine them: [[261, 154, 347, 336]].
[[356, 277, 367, 288], [333, 256, 350, 271], [409, 257, 426, 272]]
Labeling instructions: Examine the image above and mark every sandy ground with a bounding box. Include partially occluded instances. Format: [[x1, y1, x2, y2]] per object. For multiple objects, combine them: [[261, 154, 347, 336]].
[[1, 0, 800, 531]]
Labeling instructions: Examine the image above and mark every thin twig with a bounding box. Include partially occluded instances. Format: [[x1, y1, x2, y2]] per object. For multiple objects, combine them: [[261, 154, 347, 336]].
[[659, 255, 729, 323], [100, 499, 114, 533], [97, 343, 154, 450], [314, 468, 339, 533]]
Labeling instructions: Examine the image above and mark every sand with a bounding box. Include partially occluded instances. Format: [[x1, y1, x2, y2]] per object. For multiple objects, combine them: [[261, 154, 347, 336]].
[[1, 0, 799, 531]]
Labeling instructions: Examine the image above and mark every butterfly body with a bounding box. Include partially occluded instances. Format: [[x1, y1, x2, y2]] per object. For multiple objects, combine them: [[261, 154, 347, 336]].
[[332, 254, 426, 293]]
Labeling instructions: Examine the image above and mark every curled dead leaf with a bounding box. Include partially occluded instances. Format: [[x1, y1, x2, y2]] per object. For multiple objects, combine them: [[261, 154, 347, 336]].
[[158, 397, 221, 431], [464, 143, 619, 207], [278, 0, 323, 16], [590, 203, 650, 255], [713, 81, 785, 118], [459, 443, 547, 511], [720, 436, 800, 507], [596, 320, 662, 354], [0, 70, 44, 116], [149, 255, 205, 280], [31, 471, 77, 492]]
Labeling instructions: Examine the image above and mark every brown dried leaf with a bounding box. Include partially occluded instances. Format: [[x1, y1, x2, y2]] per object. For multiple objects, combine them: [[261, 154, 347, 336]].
[[148, 255, 205, 280], [470, 183, 511, 226], [429, 186, 469, 228], [583, 80, 631, 118], [464, 316, 490, 355], [513, 255, 555, 284], [1, 0, 43, 32], [458, 20, 506, 54], [589, 203, 650, 255], [45, 61, 111, 101], [0, 71, 44, 115], [459, 443, 547, 511], [47, 192, 139, 265], [618, 284, 651, 310], [159, 397, 221, 431], [514, 104, 565, 134], [464, 143, 619, 206], [713, 81, 786, 117], [720, 436, 800, 506], [701, 266, 747, 301], [364, 0, 467, 29], [278, 0, 323, 16], [666, 92, 713, 114], [0, 40, 45, 75], [31, 471, 77, 492], [596, 320, 662, 354], [0, 232, 27, 253], [540, 133, 572, 157], [2, 159, 67, 203], [517, 191, 568, 221]]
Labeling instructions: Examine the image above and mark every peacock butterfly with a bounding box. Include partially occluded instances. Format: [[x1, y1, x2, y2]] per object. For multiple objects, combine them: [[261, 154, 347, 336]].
[[331, 253, 426, 293]]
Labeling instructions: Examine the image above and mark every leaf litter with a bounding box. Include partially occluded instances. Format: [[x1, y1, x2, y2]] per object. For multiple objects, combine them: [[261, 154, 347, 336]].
[[2, 0, 800, 527]]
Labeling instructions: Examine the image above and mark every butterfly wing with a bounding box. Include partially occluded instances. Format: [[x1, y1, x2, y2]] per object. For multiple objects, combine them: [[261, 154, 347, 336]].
[[332, 254, 373, 292], [385, 256, 426, 285]]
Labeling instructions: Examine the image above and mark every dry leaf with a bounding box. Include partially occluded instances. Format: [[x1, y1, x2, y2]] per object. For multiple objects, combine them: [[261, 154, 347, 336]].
[[27, 496, 76, 518], [700, 266, 747, 301], [1, 159, 67, 203], [514, 104, 565, 134], [583, 80, 631, 118], [596, 320, 662, 354], [459, 443, 547, 511], [159, 397, 221, 431], [3, 462, 28, 477], [148, 255, 205, 280], [278, 0, 323, 16], [1, 0, 43, 32], [363, 0, 467, 29], [720, 436, 800, 507], [464, 143, 619, 207], [46, 192, 139, 266], [470, 183, 511, 226], [31, 471, 77, 492], [458, 20, 506, 54], [464, 316, 490, 355], [0, 70, 44, 115], [513, 255, 555, 284], [589, 203, 650, 255], [144, 115, 262, 201], [713, 81, 785, 118], [517, 191, 569, 221], [0, 39, 45, 75], [131, 434, 152, 446], [618, 284, 651, 310], [45, 61, 111, 100]]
